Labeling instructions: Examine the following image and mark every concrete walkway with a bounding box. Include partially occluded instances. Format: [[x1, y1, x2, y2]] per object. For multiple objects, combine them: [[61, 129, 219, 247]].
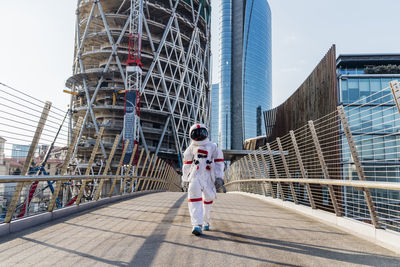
[[0, 192, 399, 266]]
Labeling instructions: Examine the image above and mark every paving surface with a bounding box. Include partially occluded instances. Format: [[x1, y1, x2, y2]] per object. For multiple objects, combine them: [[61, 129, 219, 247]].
[[0, 192, 399, 266]]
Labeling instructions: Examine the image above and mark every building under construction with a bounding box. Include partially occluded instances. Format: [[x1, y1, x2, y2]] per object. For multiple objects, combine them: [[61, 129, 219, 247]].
[[66, 0, 211, 169]]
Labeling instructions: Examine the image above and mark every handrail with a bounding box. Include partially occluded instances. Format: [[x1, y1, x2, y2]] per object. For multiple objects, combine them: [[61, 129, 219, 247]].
[[225, 178, 400, 191], [0, 174, 167, 183]]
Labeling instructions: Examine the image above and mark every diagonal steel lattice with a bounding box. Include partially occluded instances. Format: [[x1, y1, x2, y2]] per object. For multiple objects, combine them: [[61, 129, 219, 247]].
[[66, 0, 211, 166]]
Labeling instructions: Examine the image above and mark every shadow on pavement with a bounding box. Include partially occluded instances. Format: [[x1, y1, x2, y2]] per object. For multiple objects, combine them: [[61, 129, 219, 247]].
[[128, 193, 187, 266], [209, 230, 400, 266]]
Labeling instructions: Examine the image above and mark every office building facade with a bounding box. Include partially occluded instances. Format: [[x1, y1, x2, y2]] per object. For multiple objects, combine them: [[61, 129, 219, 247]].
[[337, 54, 400, 219], [11, 144, 30, 159], [219, 0, 272, 149], [263, 47, 400, 224]]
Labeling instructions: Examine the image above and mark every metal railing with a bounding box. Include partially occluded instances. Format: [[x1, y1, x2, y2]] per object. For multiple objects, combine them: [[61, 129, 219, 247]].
[[225, 80, 400, 233], [0, 82, 181, 223]]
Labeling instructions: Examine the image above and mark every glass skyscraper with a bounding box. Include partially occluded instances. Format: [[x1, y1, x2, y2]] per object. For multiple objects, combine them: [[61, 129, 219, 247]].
[[219, 0, 232, 149], [218, 0, 272, 149], [210, 83, 219, 143], [242, 0, 272, 140]]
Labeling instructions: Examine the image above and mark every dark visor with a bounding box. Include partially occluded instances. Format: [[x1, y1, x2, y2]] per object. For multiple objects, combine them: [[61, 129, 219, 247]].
[[191, 128, 208, 141]]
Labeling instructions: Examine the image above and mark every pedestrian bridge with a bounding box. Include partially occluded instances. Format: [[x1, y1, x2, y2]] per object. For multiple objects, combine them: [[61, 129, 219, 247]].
[[0, 191, 399, 266], [1, 82, 400, 265]]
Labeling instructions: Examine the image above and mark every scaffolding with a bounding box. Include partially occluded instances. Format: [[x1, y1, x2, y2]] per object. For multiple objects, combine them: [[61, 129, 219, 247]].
[[66, 0, 211, 170]]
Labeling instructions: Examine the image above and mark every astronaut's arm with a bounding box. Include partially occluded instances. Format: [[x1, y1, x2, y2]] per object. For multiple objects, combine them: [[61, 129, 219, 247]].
[[182, 147, 193, 182], [213, 147, 225, 179]]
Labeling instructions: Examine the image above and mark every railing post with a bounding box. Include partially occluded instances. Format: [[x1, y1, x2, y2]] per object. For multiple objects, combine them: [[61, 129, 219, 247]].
[[48, 116, 83, 212], [135, 151, 149, 191], [145, 154, 155, 177], [132, 148, 145, 191], [95, 134, 120, 200], [246, 155, 256, 179], [244, 155, 256, 193], [155, 161, 165, 190], [166, 166, 174, 191], [124, 148, 145, 195], [161, 162, 169, 190], [5, 101, 52, 223], [277, 137, 298, 204], [126, 145, 139, 193], [258, 148, 276, 198], [290, 130, 316, 209], [108, 140, 130, 197], [242, 157, 252, 179], [119, 145, 136, 194], [161, 163, 170, 190], [76, 127, 104, 205], [166, 165, 173, 190], [308, 120, 341, 216], [150, 158, 161, 190], [144, 154, 155, 190], [139, 151, 150, 190], [156, 162, 165, 190], [234, 163, 239, 191], [238, 159, 246, 192], [147, 157, 159, 190], [252, 152, 266, 195], [337, 105, 380, 228], [389, 80, 400, 114], [150, 157, 160, 178], [267, 143, 285, 200]]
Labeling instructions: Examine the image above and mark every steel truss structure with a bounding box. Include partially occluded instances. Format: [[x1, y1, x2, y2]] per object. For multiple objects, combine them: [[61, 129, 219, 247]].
[[66, 0, 211, 168]]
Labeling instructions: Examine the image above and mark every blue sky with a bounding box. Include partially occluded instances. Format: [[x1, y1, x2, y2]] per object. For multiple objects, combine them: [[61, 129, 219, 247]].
[[1, 0, 399, 110]]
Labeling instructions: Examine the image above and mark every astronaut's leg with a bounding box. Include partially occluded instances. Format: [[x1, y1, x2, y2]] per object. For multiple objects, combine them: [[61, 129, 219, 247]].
[[188, 178, 203, 235], [202, 179, 216, 230]]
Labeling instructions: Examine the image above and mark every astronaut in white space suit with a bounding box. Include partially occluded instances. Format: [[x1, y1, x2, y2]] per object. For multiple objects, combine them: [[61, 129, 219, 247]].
[[182, 123, 225, 236]]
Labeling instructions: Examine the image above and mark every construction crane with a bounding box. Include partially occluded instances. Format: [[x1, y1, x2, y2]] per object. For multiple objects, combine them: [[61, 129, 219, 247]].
[[123, 0, 143, 164]]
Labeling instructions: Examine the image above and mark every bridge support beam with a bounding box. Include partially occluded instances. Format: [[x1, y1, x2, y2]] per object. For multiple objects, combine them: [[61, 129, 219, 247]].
[[95, 135, 121, 200], [389, 80, 400, 114], [290, 131, 316, 209], [144, 155, 156, 190], [108, 140, 130, 197], [252, 152, 267, 196], [277, 138, 298, 204], [237, 159, 245, 192], [5, 101, 52, 223], [76, 127, 104, 205], [308, 120, 341, 216], [245, 156, 258, 193], [337, 105, 381, 228], [139, 152, 151, 190], [48, 117, 83, 212], [267, 143, 285, 201], [258, 148, 275, 198]]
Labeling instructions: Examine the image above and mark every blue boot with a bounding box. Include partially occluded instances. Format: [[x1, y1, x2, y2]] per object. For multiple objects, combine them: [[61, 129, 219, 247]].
[[192, 226, 202, 236], [203, 224, 210, 231]]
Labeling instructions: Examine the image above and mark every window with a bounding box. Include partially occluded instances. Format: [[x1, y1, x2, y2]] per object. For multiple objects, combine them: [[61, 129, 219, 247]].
[[348, 79, 359, 102]]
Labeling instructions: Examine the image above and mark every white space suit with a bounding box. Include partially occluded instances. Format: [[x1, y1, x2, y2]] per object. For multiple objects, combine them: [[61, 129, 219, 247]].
[[182, 123, 224, 235]]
